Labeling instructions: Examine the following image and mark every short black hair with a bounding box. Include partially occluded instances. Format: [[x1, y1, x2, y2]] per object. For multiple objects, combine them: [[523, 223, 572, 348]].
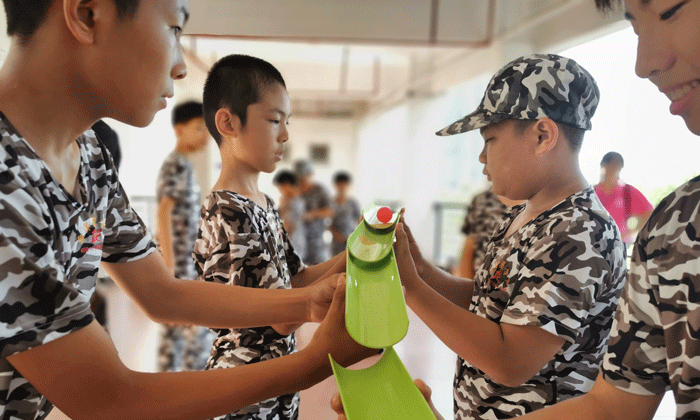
[[203, 54, 286, 146], [601, 151, 624, 167], [333, 171, 352, 184], [594, 0, 622, 12], [3, 0, 141, 45], [91, 120, 121, 170], [172, 101, 204, 126], [273, 170, 297, 186], [512, 119, 586, 153]]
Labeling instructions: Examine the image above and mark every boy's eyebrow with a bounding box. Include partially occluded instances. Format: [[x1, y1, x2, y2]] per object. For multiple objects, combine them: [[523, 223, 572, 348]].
[[625, 0, 651, 20], [270, 108, 290, 117]]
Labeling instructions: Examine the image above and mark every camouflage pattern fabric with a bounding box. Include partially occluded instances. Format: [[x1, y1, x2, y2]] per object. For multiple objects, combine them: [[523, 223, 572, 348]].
[[193, 191, 304, 420], [330, 197, 361, 255], [455, 187, 627, 419], [155, 151, 215, 372], [461, 189, 509, 272], [277, 196, 306, 262], [436, 54, 600, 136], [155, 150, 201, 280], [602, 176, 700, 420], [300, 183, 331, 264], [0, 113, 156, 420]]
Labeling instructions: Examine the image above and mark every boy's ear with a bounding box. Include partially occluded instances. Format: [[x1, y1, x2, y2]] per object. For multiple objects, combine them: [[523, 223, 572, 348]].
[[215, 108, 241, 140], [533, 118, 559, 155], [64, 0, 99, 45]]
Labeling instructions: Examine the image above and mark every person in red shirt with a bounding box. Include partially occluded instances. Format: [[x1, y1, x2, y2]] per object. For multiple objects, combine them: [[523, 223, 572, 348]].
[[594, 151, 654, 244]]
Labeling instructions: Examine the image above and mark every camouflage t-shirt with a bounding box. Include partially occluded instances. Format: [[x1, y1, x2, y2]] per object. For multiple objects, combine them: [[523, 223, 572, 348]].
[[301, 183, 331, 264], [193, 191, 304, 420], [461, 189, 509, 272], [330, 197, 361, 255], [155, 150, 201, 280], [602, 176, 700, 420], [0, 113, 156, 420], [455, 187, 627, 420]]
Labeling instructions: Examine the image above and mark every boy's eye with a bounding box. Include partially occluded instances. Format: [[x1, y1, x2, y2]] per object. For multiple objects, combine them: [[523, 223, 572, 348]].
[[659, 1, 687, 21], [270, 119, 280, 124], [172, 26, 183, 36]]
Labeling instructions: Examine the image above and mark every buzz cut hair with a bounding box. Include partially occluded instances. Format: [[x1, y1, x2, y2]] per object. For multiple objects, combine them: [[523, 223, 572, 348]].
[[202, 54, 286, 146], [2, 0, 141, 44]]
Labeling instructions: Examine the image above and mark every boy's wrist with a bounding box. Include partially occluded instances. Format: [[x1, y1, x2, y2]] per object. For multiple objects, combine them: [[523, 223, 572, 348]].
[[296, 345, 333, 387]]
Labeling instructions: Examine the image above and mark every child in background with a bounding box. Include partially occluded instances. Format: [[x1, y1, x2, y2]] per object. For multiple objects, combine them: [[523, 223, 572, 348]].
[[273, 169, 306, 261], [195, 54, 347, 420], [329, 171, 362, 256], [594, 151, 653, 245], [156, 101, 215, 372]]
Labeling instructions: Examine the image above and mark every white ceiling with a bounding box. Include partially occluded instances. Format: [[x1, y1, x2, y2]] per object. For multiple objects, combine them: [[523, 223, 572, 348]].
[[183, 0, 624, 118]]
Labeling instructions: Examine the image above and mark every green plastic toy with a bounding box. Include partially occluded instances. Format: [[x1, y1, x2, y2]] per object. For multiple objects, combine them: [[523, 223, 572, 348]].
[[345, 206, 409, 349], [329, 347, 437, 420]]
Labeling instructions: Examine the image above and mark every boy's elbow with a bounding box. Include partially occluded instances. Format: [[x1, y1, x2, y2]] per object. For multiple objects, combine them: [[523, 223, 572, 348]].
[[140, 277, 180, 324], [486, 362, 536, 388]]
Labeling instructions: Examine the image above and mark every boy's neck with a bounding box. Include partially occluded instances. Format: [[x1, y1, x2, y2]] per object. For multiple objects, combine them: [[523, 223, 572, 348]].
[[175, 142, 193, 156], [214, 158, 266, 207], [506, 165, 588, 238], [0, 40, 96, 158]]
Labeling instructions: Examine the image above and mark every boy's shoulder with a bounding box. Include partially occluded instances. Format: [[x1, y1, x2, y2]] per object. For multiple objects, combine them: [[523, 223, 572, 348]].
[[643, 175, 700, 240], [528, 187, 618, 241]]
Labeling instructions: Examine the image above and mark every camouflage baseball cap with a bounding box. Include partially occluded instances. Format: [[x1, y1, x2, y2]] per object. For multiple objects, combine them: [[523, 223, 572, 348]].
[[436, 54, 600, 136]]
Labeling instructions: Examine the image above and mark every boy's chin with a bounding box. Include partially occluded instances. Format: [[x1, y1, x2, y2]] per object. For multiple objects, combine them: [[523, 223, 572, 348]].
[[683, 115, 700, 136]]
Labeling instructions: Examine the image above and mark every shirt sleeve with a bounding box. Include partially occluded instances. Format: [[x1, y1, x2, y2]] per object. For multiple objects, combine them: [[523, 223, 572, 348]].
[[0, 182, 93, 358], [499, 217, 614, 344], [601, 230, 670, 395], [101, 178, 156, 263]]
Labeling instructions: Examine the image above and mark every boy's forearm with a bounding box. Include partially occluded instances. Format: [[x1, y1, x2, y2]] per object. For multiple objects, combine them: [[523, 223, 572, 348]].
[[156, 214, 174, 270], [164, 278, 311, 328], [405, 279, 563, 387], [103, 254, 313, 329], [417, 262, 474, 309], [292, 251, 345, 288], [120, 348, 329, 420]]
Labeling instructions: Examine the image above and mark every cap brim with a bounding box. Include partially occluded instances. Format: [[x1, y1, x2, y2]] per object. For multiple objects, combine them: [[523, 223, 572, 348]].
[[435, 110, 512, 136]]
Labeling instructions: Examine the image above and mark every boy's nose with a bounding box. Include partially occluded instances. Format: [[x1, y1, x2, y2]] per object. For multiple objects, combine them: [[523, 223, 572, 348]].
[[635, 27, 674, 80], [478, 145, 487, 164]]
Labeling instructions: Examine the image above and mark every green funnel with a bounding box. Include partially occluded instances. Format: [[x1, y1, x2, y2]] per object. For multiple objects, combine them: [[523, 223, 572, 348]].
[[345, 207, 408, 349], [329, 347, 437, 420]]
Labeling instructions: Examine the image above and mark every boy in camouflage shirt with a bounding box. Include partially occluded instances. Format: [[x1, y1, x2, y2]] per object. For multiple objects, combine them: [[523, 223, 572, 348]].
[[514, 1, 700, 420], [0, 1, 371, 419], [392, 54, 628, 419]]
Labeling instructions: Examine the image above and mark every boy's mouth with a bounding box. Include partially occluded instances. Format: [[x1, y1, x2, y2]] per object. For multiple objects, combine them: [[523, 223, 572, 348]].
[[664, 79, 699, 102]]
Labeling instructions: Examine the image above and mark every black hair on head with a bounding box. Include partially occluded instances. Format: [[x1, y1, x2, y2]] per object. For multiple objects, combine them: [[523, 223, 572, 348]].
[[273, 170, 298, 186], [3, 0, 141, 44], [172, 101, 204, 126], [601, 151, 624, 167], [203, 54, 286, 146], [333, 171, 352, 184]]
